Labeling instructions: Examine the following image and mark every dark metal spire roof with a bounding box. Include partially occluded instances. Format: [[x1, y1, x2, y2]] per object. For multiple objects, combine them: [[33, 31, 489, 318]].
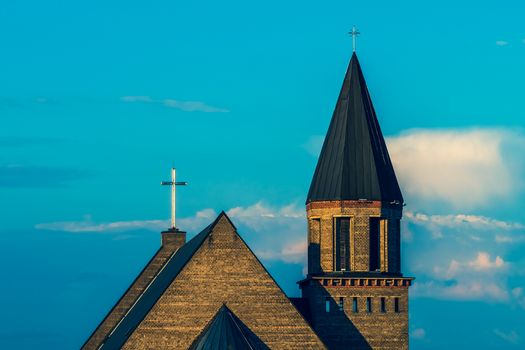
[[307, 53, 403, 203], [189, 305, 269, 350]]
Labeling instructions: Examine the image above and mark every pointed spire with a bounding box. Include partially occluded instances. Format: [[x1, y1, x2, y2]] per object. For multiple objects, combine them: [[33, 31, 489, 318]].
[[307, 53, 403, 204]]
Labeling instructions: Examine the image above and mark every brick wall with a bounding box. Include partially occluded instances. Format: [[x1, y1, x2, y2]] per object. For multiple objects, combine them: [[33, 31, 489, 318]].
[[306, 201, 402, 274], [304, 200, 409, 349], [122, 216, 326, 349], [301, 280, 409, 350]]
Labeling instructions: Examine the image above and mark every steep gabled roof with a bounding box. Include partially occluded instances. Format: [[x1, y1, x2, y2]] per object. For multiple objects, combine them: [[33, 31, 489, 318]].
[[82, 246, 175, 349], [189, 305, 269, 350], [93, 212, 325, 349], [307, 53, 403, 204], [97, 214, 224, 350]]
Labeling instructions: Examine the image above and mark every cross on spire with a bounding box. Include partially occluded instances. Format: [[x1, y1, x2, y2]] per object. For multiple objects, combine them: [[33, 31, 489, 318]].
[[161, 168, 187, 230], [349, 25, 360, 52]]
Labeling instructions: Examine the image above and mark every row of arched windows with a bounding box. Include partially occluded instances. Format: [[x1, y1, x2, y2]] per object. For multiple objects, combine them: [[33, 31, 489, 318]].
[[333, 217, 401, 272]]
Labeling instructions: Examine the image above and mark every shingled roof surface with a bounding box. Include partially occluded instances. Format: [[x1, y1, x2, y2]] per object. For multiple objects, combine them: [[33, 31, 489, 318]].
[[87, 211, 326, 349], [189, 305, 269, 350], [82, 246, 175, 349], [97, 217, 218, 349], [307, 52, 403, 203]]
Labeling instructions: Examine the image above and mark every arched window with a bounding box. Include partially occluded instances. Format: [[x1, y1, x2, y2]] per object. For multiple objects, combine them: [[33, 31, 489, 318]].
[[366, 297, 372, 313], [352, 297, 358, 313], [334, 217, 351, 271], [394, 297, 400, 313], [369, 218, 382, 271]]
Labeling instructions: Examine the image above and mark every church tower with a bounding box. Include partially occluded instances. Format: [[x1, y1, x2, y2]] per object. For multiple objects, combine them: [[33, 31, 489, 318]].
[[298, 52, 413, 349]]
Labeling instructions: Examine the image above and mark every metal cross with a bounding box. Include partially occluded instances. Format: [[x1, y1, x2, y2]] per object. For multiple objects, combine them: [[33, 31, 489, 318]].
[[161, 168, 188, 230], [349, 25, 360, 52]]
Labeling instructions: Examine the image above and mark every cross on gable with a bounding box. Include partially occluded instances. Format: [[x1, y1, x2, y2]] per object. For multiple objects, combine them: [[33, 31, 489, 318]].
[[161, 168, 188, 230]]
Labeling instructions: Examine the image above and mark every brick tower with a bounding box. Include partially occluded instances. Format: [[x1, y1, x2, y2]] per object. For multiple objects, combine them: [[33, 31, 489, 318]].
[[298, 52, 413, 350]]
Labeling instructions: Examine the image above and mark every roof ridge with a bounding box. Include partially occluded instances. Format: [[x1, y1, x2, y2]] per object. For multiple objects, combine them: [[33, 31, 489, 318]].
[[81, 246, 170, 349], [97, 212, 238, 349]]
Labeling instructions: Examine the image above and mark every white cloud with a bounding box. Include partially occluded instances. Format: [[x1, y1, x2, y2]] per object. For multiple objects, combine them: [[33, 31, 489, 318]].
[[405, 210, 524, 247], [226, 202, 304, 234], [405, 211, 523, 231], [36, 202, 307, 265], [227, 201, 303, 222], [121, 95, 229, 113], [35, 219, 167, 233], [318, 126, 525, 310], [432, 252, 506, 281], [226, 202, 307, 264], [35, 209, 217, 234], [411, 246, 525, 309], [494, 329, 520, 344], [496, 40, 509, 46], [162, 99, 229, 113], [121, 95, 152, 103], [306, 128, 525, 210], [468, 252, 505, 270], [495, 235, 514, 243], [510, 287, 525, 309], [302, 135, 324, 157], [511, 287, 523, 298], [282, 240, 307, 258], [178, 208, 218, 231], [413, 280, 510, 302], [36, 196, 525, 309], [257, 240, 307, 264], [411, 328, 426, 339], [386, 128, 525, 209], [406, 209, 525, 306], [496, 234, 525, 244]]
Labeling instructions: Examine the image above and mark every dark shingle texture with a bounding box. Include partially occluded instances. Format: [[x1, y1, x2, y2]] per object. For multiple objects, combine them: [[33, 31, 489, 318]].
[[97, 219, 216, 349], [189, 304, 269, 350], [307, 53, 403, 203]]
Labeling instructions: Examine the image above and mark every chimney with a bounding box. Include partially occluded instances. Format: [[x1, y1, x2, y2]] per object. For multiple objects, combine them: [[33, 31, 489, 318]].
[[161, 228, 186, 252]]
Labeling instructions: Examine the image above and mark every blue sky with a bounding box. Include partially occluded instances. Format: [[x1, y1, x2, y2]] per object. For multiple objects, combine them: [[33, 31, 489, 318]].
[[1, 0, 525, 348]]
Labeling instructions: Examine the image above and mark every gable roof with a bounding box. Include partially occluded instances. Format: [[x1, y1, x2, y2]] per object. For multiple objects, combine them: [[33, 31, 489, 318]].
[[189, 304, 269, 350], [97, 214, 224, 349], [82, 245, 175, 349], [87, 211, 325, 349], [307, 52, 403, 204]]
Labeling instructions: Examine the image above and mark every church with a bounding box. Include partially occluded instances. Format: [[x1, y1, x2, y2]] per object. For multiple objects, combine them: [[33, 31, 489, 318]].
[[82, 47, 413, 350]]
